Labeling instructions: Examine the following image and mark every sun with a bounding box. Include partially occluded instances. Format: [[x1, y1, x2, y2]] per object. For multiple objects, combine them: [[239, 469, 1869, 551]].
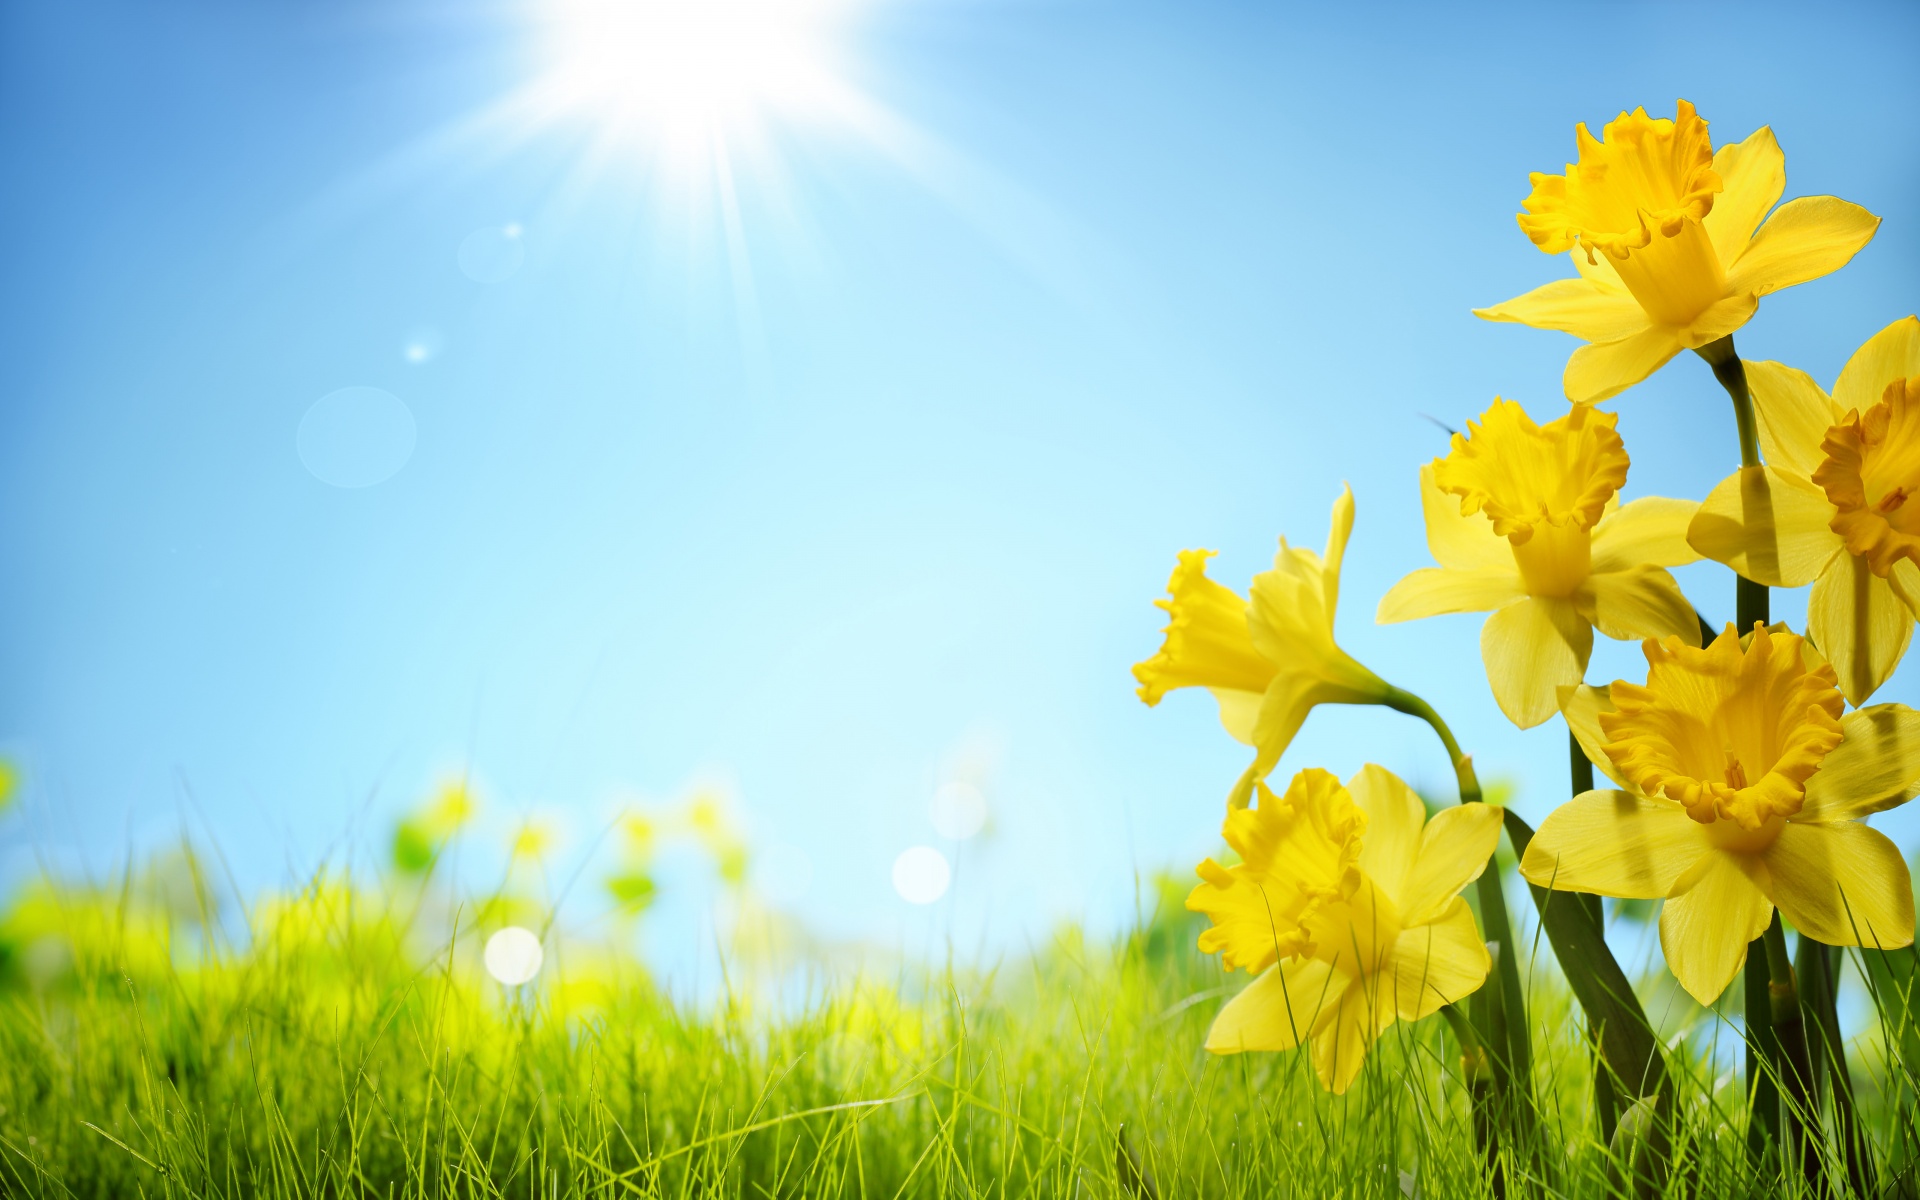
[[530, 0, 861, 161]]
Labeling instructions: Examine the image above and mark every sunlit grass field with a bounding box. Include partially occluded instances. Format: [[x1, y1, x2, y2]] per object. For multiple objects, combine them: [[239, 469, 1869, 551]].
[[3, 827, 1918, 1200]]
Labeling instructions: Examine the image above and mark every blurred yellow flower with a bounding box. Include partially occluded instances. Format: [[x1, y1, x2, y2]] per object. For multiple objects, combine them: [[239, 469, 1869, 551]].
[[1688, 318, 1920, 704], [426, 779, 480, 832], [1379, 399, 1700, 727], [1135, 487, 1392, 804], [0, 759, 17, 814], [510, 817, 557, 862], [1477, 101, 1880, 404], [1188, 765, 1501, 1093], [1522, 627, 1920, 1005]]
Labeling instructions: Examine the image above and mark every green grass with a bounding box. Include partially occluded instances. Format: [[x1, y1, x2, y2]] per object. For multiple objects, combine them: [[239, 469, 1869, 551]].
[[2, 854, 1918, 1199]]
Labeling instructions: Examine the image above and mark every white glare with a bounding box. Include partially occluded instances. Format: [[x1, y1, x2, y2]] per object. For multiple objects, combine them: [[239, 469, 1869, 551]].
[[929, 781, 987, 841], [535, 0, 853, 153], [484, 926, 545, 985], [891, 846, 950, 905]]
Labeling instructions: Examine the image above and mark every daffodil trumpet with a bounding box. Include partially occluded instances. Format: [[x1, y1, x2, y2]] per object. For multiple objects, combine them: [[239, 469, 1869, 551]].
[[1134, 486, 1397, 810], [1379, 398, 1703, 730]]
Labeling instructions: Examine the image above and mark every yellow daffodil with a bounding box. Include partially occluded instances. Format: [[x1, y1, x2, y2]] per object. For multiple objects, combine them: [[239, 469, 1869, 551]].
[[1189, 765, 1502, 1093], [1378, 398, 1701, 728], [1476, 100, 1880, 405], [1521, 626, 1920, 1005], [1134, 487, 1392, 804], [1689, 318, 1920, 704]]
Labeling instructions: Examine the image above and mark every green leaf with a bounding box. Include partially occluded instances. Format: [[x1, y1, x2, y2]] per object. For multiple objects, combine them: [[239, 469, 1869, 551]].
[[1504, 809, 1666, 1099]]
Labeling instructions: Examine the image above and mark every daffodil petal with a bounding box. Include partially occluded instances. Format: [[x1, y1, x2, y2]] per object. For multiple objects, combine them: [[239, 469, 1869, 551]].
[[1519, 789, 1705, 899], [1591, 497, 1702, 573], [1322, 484, 1355, 609], [1313, 980, 1392, 1095], [1208, 687, 1265, 745], [1680, 292, 1761, 349], [1389, 897, 1491, 1023], [1802, 704, 1920, 822], [1583, 565, 1702, 645], [1248, 673, 1321, 779], [1377, 566, 1526, 624], [1480, 597, 1592, 729], [1764, 820, 1915, 950], [1834, 316, 1920, 416], [1347, 764, 1424, 901], [1398, 802, 1502, 926], [1571, 245, 1625, 287], [1726, 195, 1881, 299], [1472, 277, 1650, 344], [1893, 559, 1920, 616], [1660, 851, 1772, 1006], [1417, 462, 1510, 571], [1704, 126, 1785, 265], [1559, 684, 1632, 789], [1747, 359, 1841, 483], [1205, 957, 1344, 1053], [1564, 325, 1686, 405], [1809, 551, 1916, 706], [1688, 466, 1844, 587]]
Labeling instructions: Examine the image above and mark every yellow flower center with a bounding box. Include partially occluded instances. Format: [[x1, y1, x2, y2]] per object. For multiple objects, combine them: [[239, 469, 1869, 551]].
[[1600, 626, 1845, 831], [1432, 399, 1626, 598], [1814, 377, 1920, 576], [1517, 101, 1727, 327], [1134, 550, 1276, 704]]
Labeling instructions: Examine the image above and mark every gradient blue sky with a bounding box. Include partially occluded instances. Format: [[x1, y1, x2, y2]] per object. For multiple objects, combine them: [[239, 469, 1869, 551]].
[[3, 0, 1918, 979]]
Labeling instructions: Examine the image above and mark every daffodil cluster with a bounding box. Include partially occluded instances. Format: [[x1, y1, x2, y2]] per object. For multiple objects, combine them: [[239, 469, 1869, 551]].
[[1136, 97, 1918, 1146]]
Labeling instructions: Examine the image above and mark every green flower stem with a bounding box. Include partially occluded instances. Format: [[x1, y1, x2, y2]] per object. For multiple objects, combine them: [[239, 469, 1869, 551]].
[[1699, 335, 1760, 468], [1705, 334, 1860, 1184], [1382, 690, 1672, 1186], [1568, 730, 1617, 1144], [1381, 685, 1534, 1136], [1440, 1002, 1503, 1190], [1699, 333, 1793, 1162], [1761, 915, 1820, 1189]]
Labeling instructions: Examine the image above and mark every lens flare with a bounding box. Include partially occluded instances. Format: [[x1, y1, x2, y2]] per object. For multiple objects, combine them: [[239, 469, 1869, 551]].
[[484, 926, 545, 985], [532, 0, 858, 158]]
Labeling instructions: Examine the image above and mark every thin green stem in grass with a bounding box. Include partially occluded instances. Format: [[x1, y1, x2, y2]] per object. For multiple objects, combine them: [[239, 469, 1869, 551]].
[[1381, 685, 1535, 1148], [1761, 914, 1821, 1191], [1568, 729, 1617, 1146]]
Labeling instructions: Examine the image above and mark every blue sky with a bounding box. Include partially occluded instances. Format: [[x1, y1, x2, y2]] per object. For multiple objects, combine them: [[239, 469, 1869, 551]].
[[3, 0, 1918, 981]]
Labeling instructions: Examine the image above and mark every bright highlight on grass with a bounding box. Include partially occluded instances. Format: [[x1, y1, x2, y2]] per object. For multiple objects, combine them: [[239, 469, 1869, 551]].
[[484, 926, 545, 985]]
